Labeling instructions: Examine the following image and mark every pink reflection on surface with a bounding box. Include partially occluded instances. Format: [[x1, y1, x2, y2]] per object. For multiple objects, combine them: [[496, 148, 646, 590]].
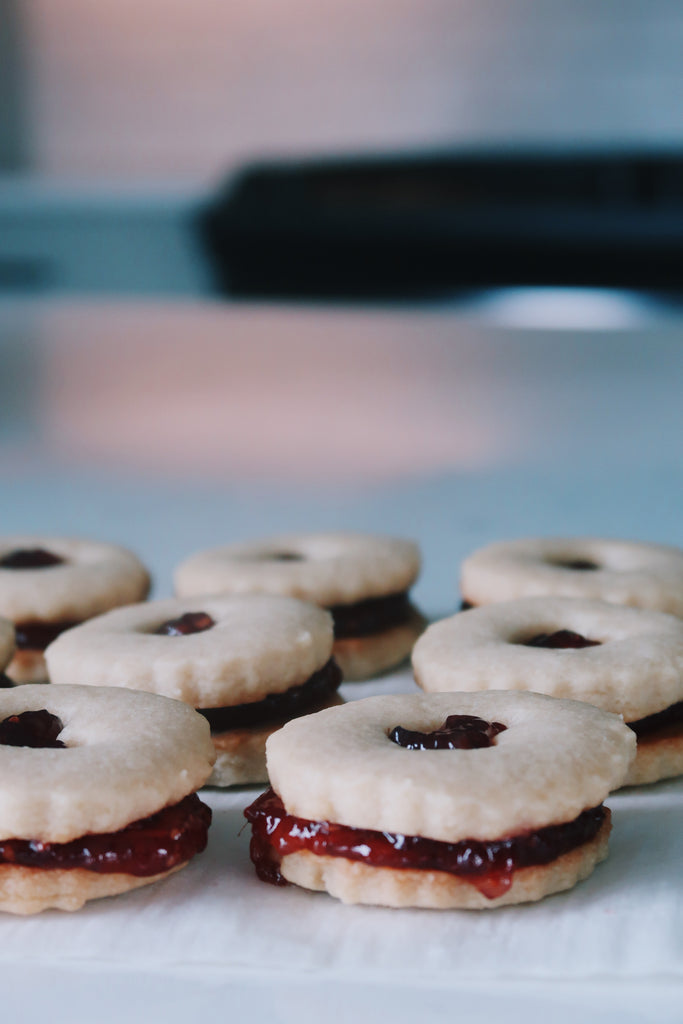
[[37, 304, 510, 483]]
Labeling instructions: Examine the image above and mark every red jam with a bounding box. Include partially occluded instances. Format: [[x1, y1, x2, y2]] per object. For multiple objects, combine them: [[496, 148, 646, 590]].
[[0, 794, 211, 876], [525, 630, 600, 649], [0, 549, 64, 570], [0, 710, 65, 748], [629, 700, 683, 738], [155, 611, 215, 636], [389, 715, 507, 750], [244, 789, 606, 898], [14, 620, 80, 652], [328, 592, 414, 638], [199, 658, 342, 733]]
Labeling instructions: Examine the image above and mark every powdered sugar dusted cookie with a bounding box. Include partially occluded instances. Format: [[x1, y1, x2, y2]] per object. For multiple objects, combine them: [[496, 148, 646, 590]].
[[174, 532, 424, 680], [414, 597, 683, 787], [245, 691, 635, 908], [0, 537, 150, 684], [46, 594, 342, 787], [0, 684, 215, 913], [461, 537, 683, 615]]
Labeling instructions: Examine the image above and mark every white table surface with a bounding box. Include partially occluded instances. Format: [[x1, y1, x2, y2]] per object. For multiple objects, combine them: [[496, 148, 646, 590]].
[[0, 300, 682, 1022]]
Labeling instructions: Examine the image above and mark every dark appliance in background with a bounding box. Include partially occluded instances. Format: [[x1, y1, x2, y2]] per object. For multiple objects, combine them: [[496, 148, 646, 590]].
[[199, 151, 683, 300]]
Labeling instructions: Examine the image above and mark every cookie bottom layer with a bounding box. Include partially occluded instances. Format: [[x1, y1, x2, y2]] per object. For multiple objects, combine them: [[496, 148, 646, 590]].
[[279, 815, 611, 909], [624, 727, 683, 787], [0, 862, 185, 915], [6, 650, 48, 685], [208, 692, 344, 787], [332, 612, 426, 681]]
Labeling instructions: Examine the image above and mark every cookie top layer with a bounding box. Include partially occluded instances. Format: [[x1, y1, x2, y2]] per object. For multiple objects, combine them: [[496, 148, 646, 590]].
[[0, 619, 15, 672], [266, 691, 635, 843], [413, 597, 683, 721], [461, 537, 683, 616], [0, 536, 150, 623], [46, 594, 334, 706], [0, 685, 215, 842], [174, 532, 420, 607]]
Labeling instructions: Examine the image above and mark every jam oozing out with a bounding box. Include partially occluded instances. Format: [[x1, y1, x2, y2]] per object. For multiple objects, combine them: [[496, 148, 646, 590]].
[[199, 658, 342, 733], [628, 700, 683, 738], [154, 611, 216, 637], [0, 548, 65, 570], [244, 789, 606, 898], [14, 620, 80, 652], [524, 629, 600, 650], [328, 592, 414, 639], [0, 793, 211, 876], [389, 715, 507, 751], [0, 710, 65, 748]]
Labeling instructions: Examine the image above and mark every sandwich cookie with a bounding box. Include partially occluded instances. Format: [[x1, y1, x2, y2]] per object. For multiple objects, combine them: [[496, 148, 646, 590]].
[[0, 537, 150, 684], [460, 537, 683, 615], [174, 532, 424, 680], [46, 594, 342, 786], [414, 596, 683, 787], [0, 684, 214, 913], [245, 691, 635, 908]]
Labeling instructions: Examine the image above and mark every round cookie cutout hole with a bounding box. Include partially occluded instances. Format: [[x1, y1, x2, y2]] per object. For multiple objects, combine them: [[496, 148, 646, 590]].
[[546, 558, 600, 572], [389, 715, 507, 751], [154, 611, 216, 637], [0, 710, 66, 748], [0, 548, 65, 570], [522, 630, 601, 650]]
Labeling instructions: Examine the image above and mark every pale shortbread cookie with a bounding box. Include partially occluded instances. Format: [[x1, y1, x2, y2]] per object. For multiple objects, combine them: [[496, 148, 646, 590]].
[[266, 691, 635, 843], [46, 594, 334, 706], [0, 536, 150, 624], [0, 864, 185, 916], [0, 536, 149, 684], [413, 597, 683, 722], [209, 692, 344, 787], [279, 815, 611, 909], [333, 611, 426, 681], [461, 537, 683, 615], [623, 730, 683, 787], [174, 532, 420, 607], [0, 618, 15, 674], [0, 685, 215, 843]]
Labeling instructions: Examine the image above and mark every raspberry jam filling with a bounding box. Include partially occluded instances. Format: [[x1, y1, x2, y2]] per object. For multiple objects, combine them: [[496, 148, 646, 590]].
[[155, 611, 216, 636], [390, 714, 507, 750], [0, 710, 65, 748], [0, 793, 211, 876], [245, 789, 606, 898], [524, 630, 600, 650], [0, 549, 65, 570], [328, 592, 414, 639], [628, 700, 683, 739], [199, 658, 342, 733], [14, 620, 81, 653]]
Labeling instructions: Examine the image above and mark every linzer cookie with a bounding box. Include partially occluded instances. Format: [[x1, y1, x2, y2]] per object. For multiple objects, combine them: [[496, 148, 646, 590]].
[[460, 537, 683, 615], [0, 536, 150, 684], [245, 691, 635, 909], [0, 684, 214, 914], [174, 532, 424, 680], [46, 594, 342, 786], [414, 596, 683, 787]]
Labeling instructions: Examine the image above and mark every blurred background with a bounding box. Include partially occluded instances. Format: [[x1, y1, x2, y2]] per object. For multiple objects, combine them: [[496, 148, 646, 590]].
[[1, 0, 683, 605]]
